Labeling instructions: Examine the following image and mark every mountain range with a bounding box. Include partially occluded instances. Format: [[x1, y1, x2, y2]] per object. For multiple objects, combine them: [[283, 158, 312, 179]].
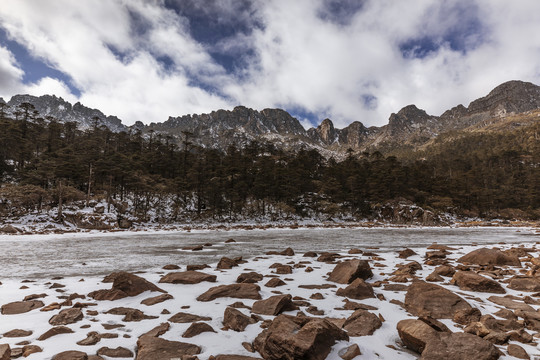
[[1, 80, 539, 157]]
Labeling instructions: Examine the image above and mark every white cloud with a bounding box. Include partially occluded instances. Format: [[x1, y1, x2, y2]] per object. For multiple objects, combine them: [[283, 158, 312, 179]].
[[0, 0, 539, 128]]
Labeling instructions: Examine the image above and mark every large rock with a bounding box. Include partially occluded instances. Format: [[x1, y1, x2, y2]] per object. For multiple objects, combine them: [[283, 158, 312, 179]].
[[135, 335, 201, 360], [49, 308, 83, 325], [451, 271, 506, 294], [421, 332, 500, 360], [397, 319, 440, 354], [3, 329, 32, 337], [328, 260, 373, 284], [197, 283, 261, 302], [237, 272, 264, 284], [487, 296, 535, 312], [168, 312, 212, 323], [252, 294, 295, 316], [1, 300, 44, 314], [38, 326, 74, 340], [182, 322, 216, 338], [89, 272, 165, 300], [141, 293, 173, 306], [508, 276, 540, 292], [404, 281, 472, 319], [52, 351, 88, 360], [159, 271, 217, 284], [253, 315, 349, 360], [0, 345, 9, 360], [106, 307, 158, 322], [223, 307, 256, 331], [458, 248, 520, 267], [97, 347, 134, 358], [342, 309, 382, 336], [336, 278, 375, 300], [214, 356, 262, 360]]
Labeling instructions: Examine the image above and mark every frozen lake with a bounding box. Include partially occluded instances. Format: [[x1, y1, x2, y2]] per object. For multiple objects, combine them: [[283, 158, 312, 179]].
[[0, 227, 537, 279]]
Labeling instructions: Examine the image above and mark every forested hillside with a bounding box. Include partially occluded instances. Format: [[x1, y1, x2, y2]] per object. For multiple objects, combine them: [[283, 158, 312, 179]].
[[0, 102, 538, 230]]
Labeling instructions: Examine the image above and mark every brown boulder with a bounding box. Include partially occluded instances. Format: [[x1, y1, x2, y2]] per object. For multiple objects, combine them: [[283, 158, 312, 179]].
[[328, 259, 373, 284], [336, 278, 375, 300], [140, 322, 170, 338], [217, 256, 242, 269], [453, 308, 482, 325], [265, 278, 286, 288], [22, 345, 42, 357], [507, 344, 530, 359], [38, 326, 74, 340], [421, 332, 500, 360], [508, 276, 540, 292], [253, 315, 349, 360], [3, 329, 32, 337], [214, 356, 262, 360], [52, 351, 88, 360], [159, 271, 217, 284], [266, 248, 295, 256], [97, 347, 133, 358], [168, 312, 212, 323], [338, 344, 361, 360], [252, 294, 295, 316], [77, 332, 101, 346], [237, 272, 264, 283], [458, 248, 520, 267], [451, 271, 506, 294], [397, 319, 440, 354], [342, 309, 382, 336], [0, 345, 9, 360], [223, 307, 256, 331], [197, 283, 261, 302], [106, 307, 158, 322], [398, 248, 417, 259], [90, 272, 164, 300], [1, 300, 44, 314], [433, 265, 455, 277], [182, 322, 216, 338], [404, 281, 472, 319], [141, 293, 173, 306], [135, 335, 201, 360], [49, 308, 83, 325], [487, 296, 535, 312]]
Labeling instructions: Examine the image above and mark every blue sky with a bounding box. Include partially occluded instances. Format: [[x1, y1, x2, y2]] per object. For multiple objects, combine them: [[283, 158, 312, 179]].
[[1, 0, 540, 128]]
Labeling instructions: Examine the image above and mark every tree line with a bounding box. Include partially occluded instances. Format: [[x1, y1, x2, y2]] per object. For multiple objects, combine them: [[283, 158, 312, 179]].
[[0, 102, 538, 222]]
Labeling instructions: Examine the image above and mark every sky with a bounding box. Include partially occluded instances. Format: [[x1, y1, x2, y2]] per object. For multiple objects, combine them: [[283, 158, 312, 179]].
[[1, 0, 540, 129]]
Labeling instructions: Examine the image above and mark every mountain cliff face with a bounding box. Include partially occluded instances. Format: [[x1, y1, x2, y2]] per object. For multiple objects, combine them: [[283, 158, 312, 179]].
[[1, 80, 539, 157]]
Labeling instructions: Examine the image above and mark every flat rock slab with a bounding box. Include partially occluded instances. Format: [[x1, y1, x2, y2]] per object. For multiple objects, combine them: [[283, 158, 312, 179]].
[[106, 307, 158, 322], [487, 296, 535, 312], [89, 272, 165, 301], [159, 271, 217, 284], [52, 351, 88, 360], [223, 307, 256, 332], [343, 309, 382, 336], [197, 283, 261, 302], [3, 329, 32, 337], [508, 276, 540, 292], [404, 281, 472, 319], [38, 326, 74, 341], [182, 322, 216, 338], [97, 347, 133, 358], [336, 278, 375, 300], [1, 300, 44, 315], [421, 332, 500, 360], [252, 294, 294, 316]]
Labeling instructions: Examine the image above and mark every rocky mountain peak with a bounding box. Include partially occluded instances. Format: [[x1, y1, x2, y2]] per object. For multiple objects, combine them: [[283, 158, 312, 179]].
[[386, 104, 432, 136], [467, 80, 540, 116], [316, 118, 337, 144]]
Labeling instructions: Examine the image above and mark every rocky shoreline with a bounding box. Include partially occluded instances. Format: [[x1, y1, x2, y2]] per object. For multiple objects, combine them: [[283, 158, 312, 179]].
[[1, 240, 540, 359]]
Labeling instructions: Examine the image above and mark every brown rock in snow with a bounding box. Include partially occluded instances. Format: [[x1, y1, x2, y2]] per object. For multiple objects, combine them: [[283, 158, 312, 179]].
[[159, 271, 217, 284], [0, 345, 9, 360], [182, 322, 216, 338], [97, 346, 133, 358], [328, 259, 373, 284], [404, 281, 472, 319], [3, 329, 32, 337], [1, 300, 44, 315], [140, 293, 173, 306], [168, 312, 212, 323], [252, 294, 295, 316], [336, 278, 375, 300], [451, 271, 506, 293], [197, 283, 261, 302], [237, 272, 264, 283], [420, 332, 501, 360], [458, 248, 520, 267], [89, 272, 165, 301], [397, 319, 441, 354], [52, 351, 88, 360], [342, 309, 382, 336], [135, 335, 201, 360], [49, 308, 83, 325], [253, 314, 349, 360], [38, 326, 74, 340], [223, 307, 256, 331]]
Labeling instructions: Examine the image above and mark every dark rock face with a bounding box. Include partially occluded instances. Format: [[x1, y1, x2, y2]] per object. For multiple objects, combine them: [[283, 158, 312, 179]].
[[253, 315, 349, 360], [404, 281, 472, 319]]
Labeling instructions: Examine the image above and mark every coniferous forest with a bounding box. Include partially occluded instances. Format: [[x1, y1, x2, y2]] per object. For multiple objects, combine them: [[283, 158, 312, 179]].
[[0, 103, 539, 226]]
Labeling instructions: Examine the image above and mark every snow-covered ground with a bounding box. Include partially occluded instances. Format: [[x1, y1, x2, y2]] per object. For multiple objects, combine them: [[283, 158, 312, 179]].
[[0, 228, 539, 359]]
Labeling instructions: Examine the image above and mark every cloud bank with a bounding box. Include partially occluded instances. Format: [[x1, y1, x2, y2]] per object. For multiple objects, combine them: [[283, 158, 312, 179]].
[[0, 0, 539, 128]]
